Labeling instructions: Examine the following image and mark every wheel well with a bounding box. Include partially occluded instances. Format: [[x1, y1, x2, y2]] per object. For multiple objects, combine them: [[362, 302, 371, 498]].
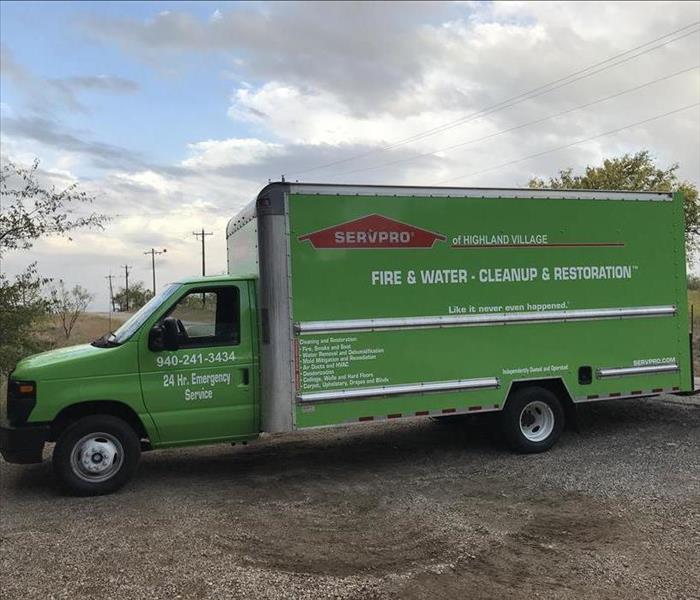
[[506, 378, 577, 428], [50, 401, 149, 442]]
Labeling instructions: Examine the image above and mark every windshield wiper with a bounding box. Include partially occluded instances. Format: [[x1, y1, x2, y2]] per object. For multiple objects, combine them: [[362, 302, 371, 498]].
[[91, 332, 121, 348]]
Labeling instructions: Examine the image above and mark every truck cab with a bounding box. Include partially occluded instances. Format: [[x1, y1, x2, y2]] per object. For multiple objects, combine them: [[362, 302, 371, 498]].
[[1, 274, 259, 495]]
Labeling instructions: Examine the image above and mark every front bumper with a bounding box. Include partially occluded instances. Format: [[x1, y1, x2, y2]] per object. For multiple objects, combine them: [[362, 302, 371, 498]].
[[0, 423, 50, 464]]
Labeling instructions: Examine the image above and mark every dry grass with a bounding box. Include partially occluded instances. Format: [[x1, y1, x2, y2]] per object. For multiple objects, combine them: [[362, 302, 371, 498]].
[[43, 313, 128, 348], [688, 289, 700, 311]]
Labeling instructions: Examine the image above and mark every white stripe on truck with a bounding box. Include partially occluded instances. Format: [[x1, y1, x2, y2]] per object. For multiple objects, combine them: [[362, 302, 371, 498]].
[[297, 377, 500, 403], [295, 305, 676, 335], [596, 363, 680, 378]]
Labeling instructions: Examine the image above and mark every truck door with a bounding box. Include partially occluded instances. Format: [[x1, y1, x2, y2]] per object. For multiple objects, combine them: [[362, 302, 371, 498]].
[[139, 283, 256, 445]]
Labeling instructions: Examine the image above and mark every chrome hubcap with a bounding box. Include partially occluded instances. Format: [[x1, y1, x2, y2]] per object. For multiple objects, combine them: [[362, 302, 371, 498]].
[[519, 400, 555, 442], [70, 433, 123, 482]]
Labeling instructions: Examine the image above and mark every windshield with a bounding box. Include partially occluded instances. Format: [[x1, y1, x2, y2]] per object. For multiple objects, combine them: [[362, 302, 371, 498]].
[[112, 283, 180, 343]]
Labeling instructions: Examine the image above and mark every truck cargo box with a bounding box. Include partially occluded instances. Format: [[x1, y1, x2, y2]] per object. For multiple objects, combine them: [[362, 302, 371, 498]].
[[227, 183, 690, 433]]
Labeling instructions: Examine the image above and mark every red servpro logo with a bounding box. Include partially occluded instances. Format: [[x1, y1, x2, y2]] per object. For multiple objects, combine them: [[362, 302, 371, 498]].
[[298, 214, 446, 249]]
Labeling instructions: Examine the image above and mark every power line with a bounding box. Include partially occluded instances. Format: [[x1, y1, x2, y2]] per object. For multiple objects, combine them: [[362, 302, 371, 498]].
[[375, 27, 700, 153], [374, 25, 700, 150], [287, 21, 700, 177], [328, 64, 700, 178], [433, 102, 700, 186]]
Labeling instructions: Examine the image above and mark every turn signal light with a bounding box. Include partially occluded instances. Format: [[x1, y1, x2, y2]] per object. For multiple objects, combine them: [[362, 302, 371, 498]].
[[7, 380, 37, 426]]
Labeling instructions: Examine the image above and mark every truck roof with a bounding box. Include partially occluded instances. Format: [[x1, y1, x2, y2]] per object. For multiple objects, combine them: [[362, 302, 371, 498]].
[[176, 274, 256, 285], [227, 182, 676, 238], [261, 182, 673, 201]]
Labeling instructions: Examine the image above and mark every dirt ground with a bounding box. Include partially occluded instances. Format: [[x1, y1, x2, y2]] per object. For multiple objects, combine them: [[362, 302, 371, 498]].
[[1, 395, 698, 600]]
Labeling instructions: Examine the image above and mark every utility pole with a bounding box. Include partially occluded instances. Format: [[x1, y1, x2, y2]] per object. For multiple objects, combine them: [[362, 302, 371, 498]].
[[192, 229, 213, 276], [144, 248, 167, 296], [121, 264, 131, 311], [105, 273, 116, 312], [105, 273, 115, 330]]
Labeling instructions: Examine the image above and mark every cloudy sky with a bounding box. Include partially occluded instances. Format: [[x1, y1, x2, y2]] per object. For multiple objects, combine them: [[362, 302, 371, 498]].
[[1, 1, 699, 309]]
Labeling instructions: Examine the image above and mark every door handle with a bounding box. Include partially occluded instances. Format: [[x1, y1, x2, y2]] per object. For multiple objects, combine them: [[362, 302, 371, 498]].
[[240, 368, 250, 386]]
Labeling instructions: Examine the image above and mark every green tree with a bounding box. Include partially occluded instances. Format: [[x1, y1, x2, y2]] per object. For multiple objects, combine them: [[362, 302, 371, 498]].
[[113, 281, 152, 312], [0, 159, 108, 373], [528, 151, 699, 256], [0, 266, 53, 375]]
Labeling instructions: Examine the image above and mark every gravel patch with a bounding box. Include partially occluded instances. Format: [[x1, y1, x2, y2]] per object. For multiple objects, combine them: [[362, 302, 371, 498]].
[[1, 395, 699, 599]]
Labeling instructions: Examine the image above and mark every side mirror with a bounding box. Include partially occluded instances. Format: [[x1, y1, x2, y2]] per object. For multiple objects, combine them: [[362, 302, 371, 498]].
[[162, 317, 180, 351], [149, 317, 179, 352]]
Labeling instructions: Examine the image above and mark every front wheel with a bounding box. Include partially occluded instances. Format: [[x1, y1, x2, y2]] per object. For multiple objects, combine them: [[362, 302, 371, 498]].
[[501, 387, 565, 453], [53, 415, 141, 496]]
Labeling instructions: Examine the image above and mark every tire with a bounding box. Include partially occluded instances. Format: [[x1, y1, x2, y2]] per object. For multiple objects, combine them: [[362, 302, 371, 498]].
[[52, 415, 141, 496], [501, 386, 565, 453]]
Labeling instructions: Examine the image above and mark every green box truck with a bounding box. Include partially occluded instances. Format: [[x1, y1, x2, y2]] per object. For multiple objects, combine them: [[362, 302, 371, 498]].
[[1, 183, 692, 495]]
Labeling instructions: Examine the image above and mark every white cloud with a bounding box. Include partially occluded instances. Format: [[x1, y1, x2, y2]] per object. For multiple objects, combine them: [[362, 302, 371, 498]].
[[217, 1, 698, 186], [112, 170, 178, 195], [182, 138, 284, 169], [227, 82, 476, 148]]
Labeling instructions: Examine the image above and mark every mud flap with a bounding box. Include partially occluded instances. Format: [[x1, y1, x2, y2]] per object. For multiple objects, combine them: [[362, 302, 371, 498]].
[[564, 401, 580, 433]]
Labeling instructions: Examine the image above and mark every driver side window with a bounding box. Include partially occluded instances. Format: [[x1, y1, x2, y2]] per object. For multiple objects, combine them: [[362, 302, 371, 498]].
[[166, 287, 240, 348]]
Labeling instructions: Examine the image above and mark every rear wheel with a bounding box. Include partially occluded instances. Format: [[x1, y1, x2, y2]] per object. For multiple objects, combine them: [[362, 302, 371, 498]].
[[501, 386, 565, 453], [53, 415, 141, 496]]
